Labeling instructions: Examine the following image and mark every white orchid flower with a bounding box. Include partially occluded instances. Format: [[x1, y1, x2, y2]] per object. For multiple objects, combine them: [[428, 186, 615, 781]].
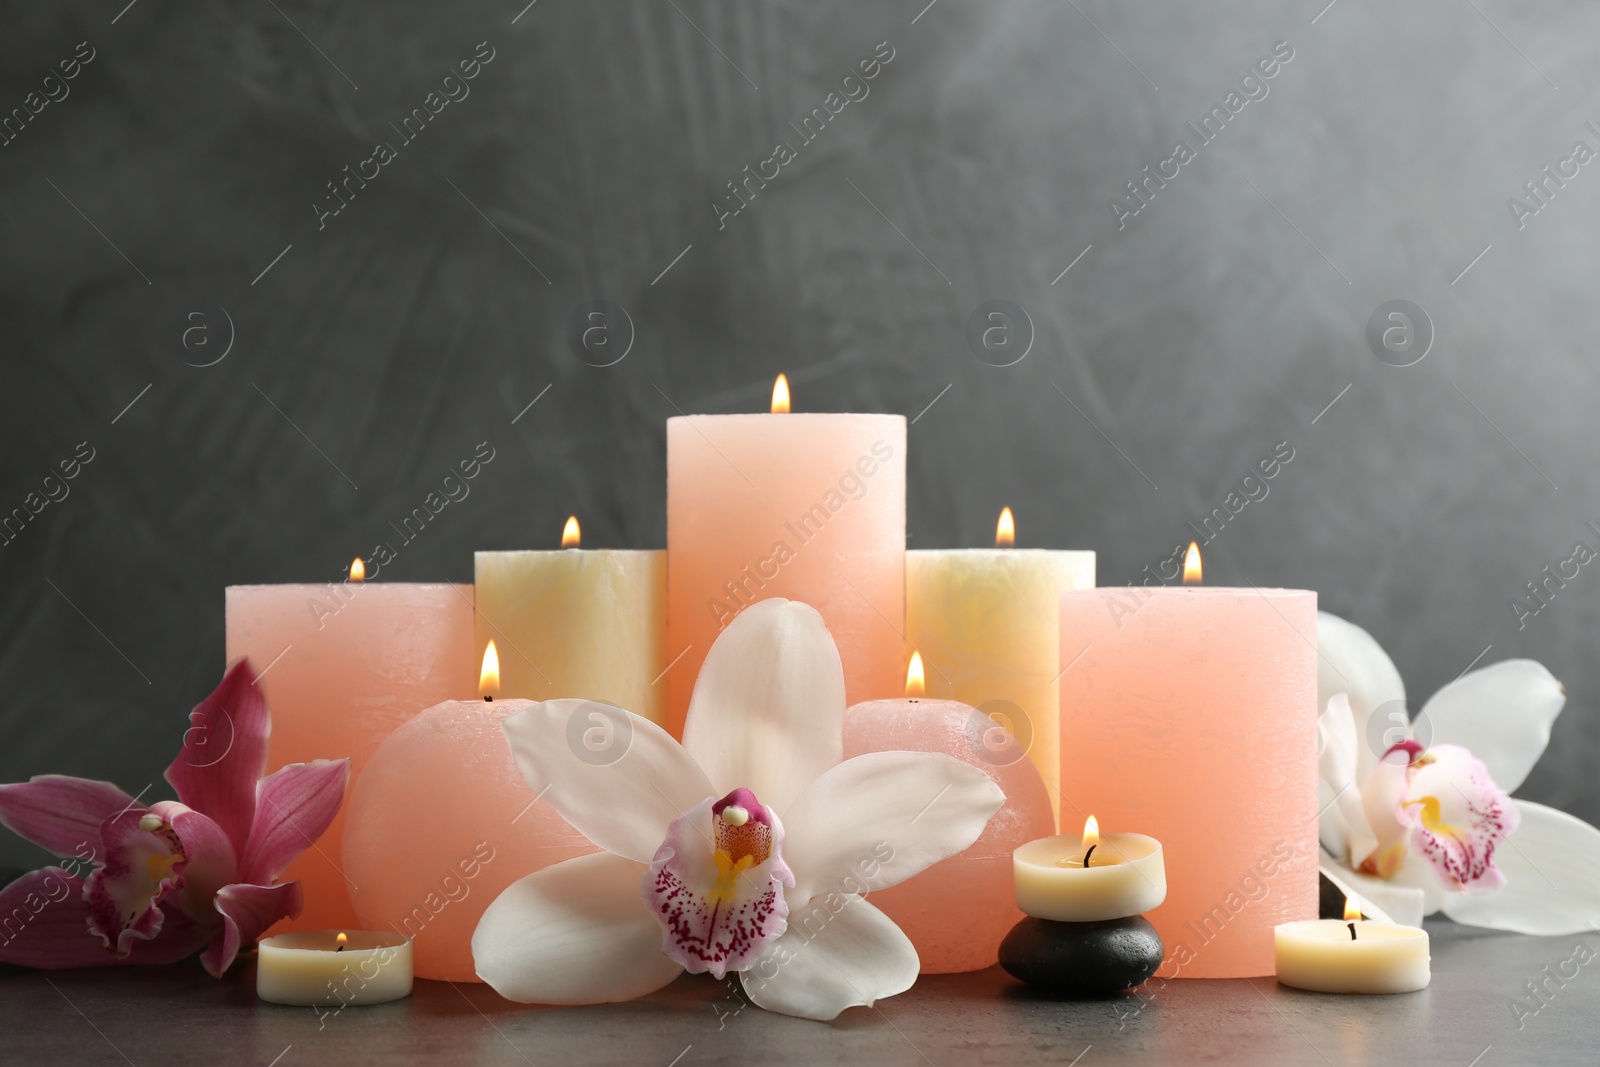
[[1317, 611, 1600, 934], [471, 598, 1005, 1021]]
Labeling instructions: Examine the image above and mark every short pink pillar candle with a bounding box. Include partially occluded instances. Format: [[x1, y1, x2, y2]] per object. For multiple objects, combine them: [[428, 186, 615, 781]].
[[844, 693, 1055, 973], [343, 696, 597, 981], [665, 379, 905, 735], [1058, 581, 1319, 978], [225, 576, 476, 933]]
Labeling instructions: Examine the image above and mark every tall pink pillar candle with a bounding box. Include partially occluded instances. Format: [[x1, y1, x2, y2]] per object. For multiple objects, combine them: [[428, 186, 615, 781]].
[[665, 398, 905, 736], [225, 578, 476, 933], [1058, 585, 1319, 978]]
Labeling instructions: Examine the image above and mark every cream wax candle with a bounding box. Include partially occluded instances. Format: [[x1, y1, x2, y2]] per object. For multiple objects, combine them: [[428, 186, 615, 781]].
[[1275, 900, 1430, 994], [665, 376, 906, 735], [256, 930, 413, 1006], [907, 507, 1094, 819], [475, 515, 665, 722], [1013, 816, 1167, 922]]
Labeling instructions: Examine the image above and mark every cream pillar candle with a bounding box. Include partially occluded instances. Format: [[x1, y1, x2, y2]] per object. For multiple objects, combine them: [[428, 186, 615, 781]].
[[256, 930, 413, 1006], [907, 507, 1094, 816], [225, 569, 476, 933], [1014, 818, 1166, 922], [1058, 545, 1319, 979], [665, 376, 906, 735], [1275, 914, 1430, 994], [474, 516, 665, 722]]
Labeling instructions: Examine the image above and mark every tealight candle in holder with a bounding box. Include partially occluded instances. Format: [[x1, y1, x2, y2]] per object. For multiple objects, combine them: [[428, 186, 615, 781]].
[[256, 930, 413, 1006], [1274, 899, 1430, 994], [999, 817, 1167, 995]]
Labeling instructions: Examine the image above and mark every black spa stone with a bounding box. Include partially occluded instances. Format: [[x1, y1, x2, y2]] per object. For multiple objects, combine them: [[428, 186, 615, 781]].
[[998, 915, 1164, 995]]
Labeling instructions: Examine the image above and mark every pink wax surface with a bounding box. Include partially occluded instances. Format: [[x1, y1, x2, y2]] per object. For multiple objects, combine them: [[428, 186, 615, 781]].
[[666, 413, 906, 737], [1059, 587, 1319, 978], [225, 583, 476, 933], [844, 698, 1055, 974], [343, 699, 597, 982]]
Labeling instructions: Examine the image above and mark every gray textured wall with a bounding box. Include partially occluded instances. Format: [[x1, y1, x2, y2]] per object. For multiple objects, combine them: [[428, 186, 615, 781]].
[[3, 0, 1598, 870]]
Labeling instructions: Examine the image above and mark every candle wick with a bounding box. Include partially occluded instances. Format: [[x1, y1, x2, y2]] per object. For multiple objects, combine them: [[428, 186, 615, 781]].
[[1082, 844, 1096, 868], [336, 944, 346, 952], [1347, 922, 1357, 941], [483, 695, 493, 703]]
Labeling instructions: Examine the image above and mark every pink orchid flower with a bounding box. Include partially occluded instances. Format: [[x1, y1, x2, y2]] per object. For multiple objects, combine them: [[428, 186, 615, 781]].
[[0, 659, 349, 976]]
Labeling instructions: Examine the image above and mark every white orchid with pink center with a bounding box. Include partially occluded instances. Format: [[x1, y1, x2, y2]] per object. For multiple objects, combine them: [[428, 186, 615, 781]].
[[1317, 612, 1600, 932], [471, 598, 1005, 1021], [0, 660, 349, 974]]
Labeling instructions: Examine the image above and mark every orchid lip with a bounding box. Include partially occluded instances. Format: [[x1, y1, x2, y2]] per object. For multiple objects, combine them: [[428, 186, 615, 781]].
[[644, 790, 793, 979]]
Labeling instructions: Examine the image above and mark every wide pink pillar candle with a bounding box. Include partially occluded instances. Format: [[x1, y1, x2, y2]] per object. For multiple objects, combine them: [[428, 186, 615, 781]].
[[1058, 586, 1319, 978], [225, 581, 476, 933], [665, 410, 905, 736]]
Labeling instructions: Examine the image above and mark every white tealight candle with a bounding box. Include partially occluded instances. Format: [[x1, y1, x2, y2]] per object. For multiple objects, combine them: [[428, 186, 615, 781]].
[[1275, 902, 1430, 994], [257, 931, 413, 1006], [1013, 816, 1166, 922]]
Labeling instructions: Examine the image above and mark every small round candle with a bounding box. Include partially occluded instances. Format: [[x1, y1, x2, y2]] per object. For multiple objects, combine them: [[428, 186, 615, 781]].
[[1013, 818, 1166, 922], [256, 931, 413, 1006], [1275, 904, 1430, 994]]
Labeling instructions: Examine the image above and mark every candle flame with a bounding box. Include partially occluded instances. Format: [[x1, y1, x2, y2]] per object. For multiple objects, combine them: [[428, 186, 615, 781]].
[[479, 640, 501, 697], [1343, 896, 1362, 922], [336, 932, 348, 946], [771, 373, 791, 414], [995, 506, 1015, 548], [1183, 541, 1202, 585], [905, 651, 926, 698], [348, 557, 365, 582], [1082, 814, 1100, 851], [561, 515, 581, 549]]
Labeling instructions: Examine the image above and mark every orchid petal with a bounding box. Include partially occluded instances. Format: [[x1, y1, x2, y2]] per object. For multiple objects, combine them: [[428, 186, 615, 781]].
[[1358, 747, 1414, 879], [1317, 613, 1407, 782], [1397, 744, 1519, 894], [1389, 852, 1448, 917], [164, 659, 270, 858], [1317, 860, 1424, 927], [1317, 694, 1371, 859], [0, 868, 208, 968], [201, 881, 302, 977], [474, 852, 684, 1004], [1419, 660, 1565, 794], [236, 759, 349, 886], [681, 599, 845, 812], [0, 775, 138, 859], [742, 894, 918, 1021], [780, 751, 1004, 904], [502, 699, 714, 864], [83, 809, 186, 957], [1442, 799, 1600, 935], [147, 800, 238, 918]]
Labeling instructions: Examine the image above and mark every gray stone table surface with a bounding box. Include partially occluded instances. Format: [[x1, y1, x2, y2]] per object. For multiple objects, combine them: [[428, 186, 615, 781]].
[[1, 921, 1595, 1066]]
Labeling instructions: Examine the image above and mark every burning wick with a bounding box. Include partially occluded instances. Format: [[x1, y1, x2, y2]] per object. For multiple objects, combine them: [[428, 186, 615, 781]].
[[1081, 814, 1100, 868], [336, 932, 348, 953], [1344, 897, 1361, 940], [479, 640, 500, 703], [904, 651, 925, 702]]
